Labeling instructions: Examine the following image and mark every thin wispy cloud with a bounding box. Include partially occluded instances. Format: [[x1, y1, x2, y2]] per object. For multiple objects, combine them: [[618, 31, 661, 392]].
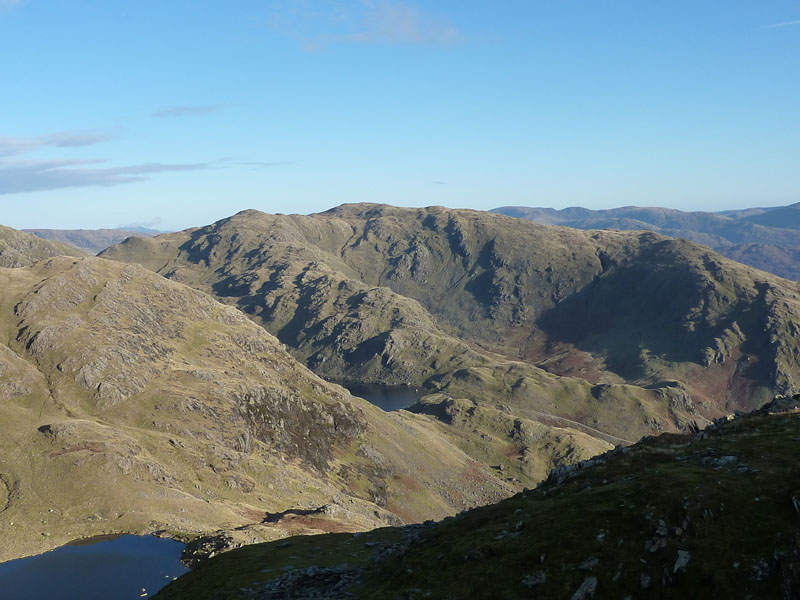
[[0, 159, 216, 195], [151, 105, 223, 118], [270, 0, 461, 50], [0, 126, 280, 195], [0, 130, 116, 157], [761, 19, 800, 29]]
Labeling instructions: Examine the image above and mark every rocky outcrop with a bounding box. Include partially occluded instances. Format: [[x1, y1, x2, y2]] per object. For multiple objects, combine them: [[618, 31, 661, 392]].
[[0, 224, 84, 267], [154, 400, 800, 599], [99, 205, 800, 495], [0, 256, 509, 562]]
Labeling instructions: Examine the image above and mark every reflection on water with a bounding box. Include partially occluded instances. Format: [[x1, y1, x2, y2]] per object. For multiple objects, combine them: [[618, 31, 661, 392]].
[[0, 534, 188, 600], [340, 382, 424, 412]]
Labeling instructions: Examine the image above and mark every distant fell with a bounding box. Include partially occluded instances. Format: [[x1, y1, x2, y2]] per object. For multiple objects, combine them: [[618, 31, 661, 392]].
[[23, 228, 159, 255], [102, 204, 800, 490], [491, 203, 800, 280], [740, 201, 800, 230], [116, 225, 167, 234]]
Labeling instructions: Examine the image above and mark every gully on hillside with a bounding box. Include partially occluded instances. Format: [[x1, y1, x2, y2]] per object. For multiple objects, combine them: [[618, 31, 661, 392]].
[[101, 205, 800, 480]]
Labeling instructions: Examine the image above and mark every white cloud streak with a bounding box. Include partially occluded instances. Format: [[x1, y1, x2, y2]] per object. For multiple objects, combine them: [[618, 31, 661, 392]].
[[0, 159, 215, 195], [761, 19, 800, 29], [0, 127, 282, 195], [0, 130, 116, 157], [270, 0, 461, 49]]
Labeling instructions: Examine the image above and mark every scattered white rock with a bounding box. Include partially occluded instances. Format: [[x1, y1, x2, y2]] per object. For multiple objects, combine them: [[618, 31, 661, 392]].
[[674, 549, 691, 573]]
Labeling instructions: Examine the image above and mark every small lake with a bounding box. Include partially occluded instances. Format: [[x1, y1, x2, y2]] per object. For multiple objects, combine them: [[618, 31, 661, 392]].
[[0, 534, 188, 600], [340, 382, 424, 412]]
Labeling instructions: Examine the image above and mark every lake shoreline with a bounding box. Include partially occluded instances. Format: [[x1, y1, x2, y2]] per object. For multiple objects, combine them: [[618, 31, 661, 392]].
[[335, 381, 426, 412], [0, 534, 189, 600]]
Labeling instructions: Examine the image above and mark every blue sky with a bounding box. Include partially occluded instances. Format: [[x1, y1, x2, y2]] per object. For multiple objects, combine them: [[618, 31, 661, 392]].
[[1, 0, 799, 230]]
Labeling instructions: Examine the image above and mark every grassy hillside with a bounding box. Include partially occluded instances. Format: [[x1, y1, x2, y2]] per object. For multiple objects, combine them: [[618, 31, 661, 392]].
[[491, 203, 800, 281], [23, 228, 156, 254], [0, 256, 511, 562], [0, 224, 84, 267], [155, 397, 800, 599], [101, 206, 800, 466]]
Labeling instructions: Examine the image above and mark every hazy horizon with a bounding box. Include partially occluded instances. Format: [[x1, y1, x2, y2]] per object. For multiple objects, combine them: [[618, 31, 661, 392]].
[[7, 198, 799, 234]]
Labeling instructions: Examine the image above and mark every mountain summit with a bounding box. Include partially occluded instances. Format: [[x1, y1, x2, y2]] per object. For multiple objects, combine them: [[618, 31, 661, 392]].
[[101, 204, 800, 487]]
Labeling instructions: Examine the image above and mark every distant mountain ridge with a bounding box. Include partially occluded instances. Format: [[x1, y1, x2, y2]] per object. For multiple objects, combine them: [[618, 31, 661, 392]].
[[4, 206, 800, 577], [491, 202, 800, 280], [102, 204, 800, 492], [23, 227, 160, 255], [739, 202, 800, 229]]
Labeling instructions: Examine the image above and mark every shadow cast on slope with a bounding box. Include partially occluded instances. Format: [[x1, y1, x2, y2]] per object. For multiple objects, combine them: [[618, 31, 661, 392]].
[[535, 260, 773, 385]]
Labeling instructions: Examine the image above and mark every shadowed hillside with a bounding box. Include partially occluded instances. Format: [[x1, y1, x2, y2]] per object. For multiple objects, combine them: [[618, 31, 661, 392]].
[[101, 204, 800, 486], [154, 397, 800, 599], [741, 202, 800, 230], [491, 203, 800, 281]]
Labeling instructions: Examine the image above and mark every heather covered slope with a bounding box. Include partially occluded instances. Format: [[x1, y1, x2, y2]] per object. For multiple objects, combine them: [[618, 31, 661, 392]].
[[102, 204, 800, 477], [0, 256, 511, 562], [155, 398, 800, 600], [491, 203, 800, 281], [0, 224, 85, 267]]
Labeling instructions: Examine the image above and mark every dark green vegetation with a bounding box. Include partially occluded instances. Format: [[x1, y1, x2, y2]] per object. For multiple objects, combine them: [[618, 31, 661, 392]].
[[0, 254, 508, 562], [22, 228, 158, 255], [492, 202, 800, 281], [155, 400, 800, 599], [101, 204, 800, 487]]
